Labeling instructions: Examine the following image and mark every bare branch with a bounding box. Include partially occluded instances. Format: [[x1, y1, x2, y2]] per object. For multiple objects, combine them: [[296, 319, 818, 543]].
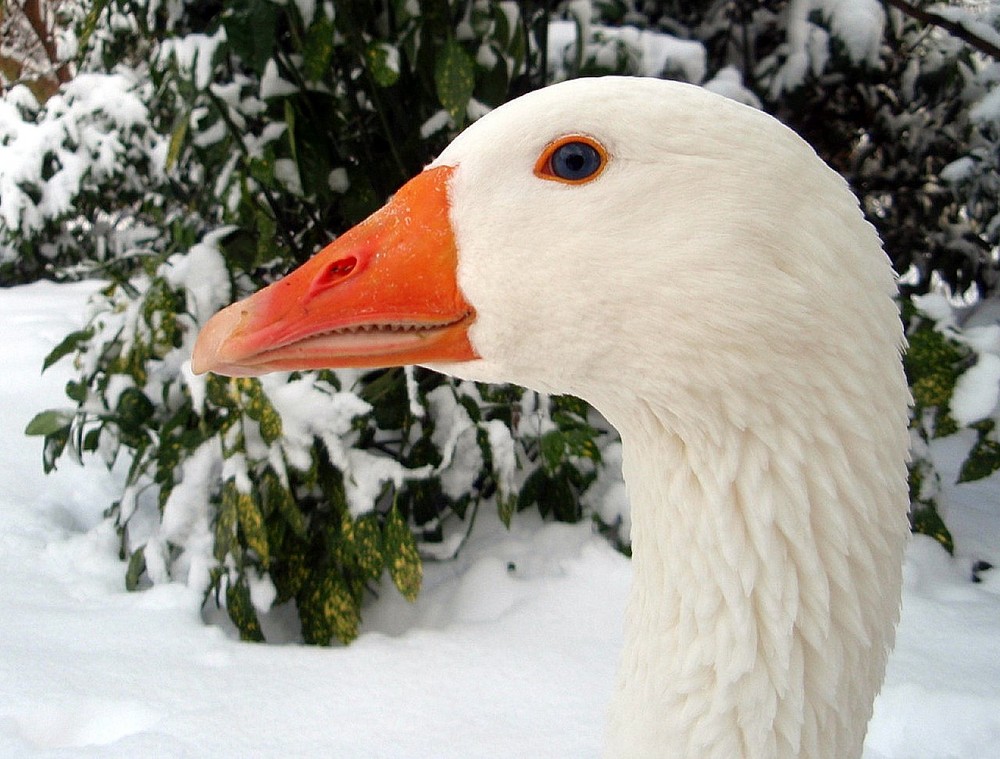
[[883, 0, 1000, 61], [18, 0, 71, 83]]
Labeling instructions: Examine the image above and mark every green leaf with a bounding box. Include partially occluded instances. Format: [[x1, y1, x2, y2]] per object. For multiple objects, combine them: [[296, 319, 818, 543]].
[[343, 512, 384, 581], [125, 545, 146, 591], [552, 394, 590, 417], [958, 431, 1000, 483], [242, 379, 283, 443], [561, 427, 601, 463], [517, 467, 546, 513], [25, 409, 73, 436], [223, 0, 278, 75], [549, 471, 580, 523], [43, 329, 92, 372], [235, 486, 270, 565], [82, 427, 102, 453], [298, 571, 361, 645], [904, 326, 965, 410], [456, 392, 482, 423], [206, 373, 234, 409], [271, 545, 308, 603], [385, 503, 422, 601], [366, 41, 400, 87], [165, 115, 188, 172], [911, 504, 955, 555], [264, 471, 307, 539], [76, 0, 110, 53], [540, 430, 565, 474], [490, 2, 513, 46], [301, 12, 335, 81], [65, 379, 87, 403], [42, 423, 71, 473], [115, 387, 155, 432], [226, 576, 265, 642], [497, 492, 517, 528], [284, 100, 298, 166], [435, 39, 475, 123], [215, 482, 239, 562]]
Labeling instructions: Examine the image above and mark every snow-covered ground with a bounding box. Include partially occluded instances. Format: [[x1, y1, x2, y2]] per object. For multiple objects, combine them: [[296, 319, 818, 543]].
[[1, 280, 999, 758]]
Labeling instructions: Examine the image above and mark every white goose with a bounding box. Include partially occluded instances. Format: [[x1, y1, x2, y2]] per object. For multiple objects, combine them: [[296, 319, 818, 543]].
[[193, 76, 910, 759]]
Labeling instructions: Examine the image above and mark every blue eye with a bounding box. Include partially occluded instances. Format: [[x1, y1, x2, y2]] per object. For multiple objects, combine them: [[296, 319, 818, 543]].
[[535, 136, 608, 184], [549, 141, 603, 181]]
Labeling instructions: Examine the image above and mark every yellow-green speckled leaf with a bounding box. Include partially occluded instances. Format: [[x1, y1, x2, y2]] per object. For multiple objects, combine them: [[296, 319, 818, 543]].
[[385, 504, 421, 601], [206, 373, 236, 408], [273, 547, 309, 603], [263, 469, 307, 538], [344, 512, 384, 581], [904, 327, 964, 408], [435, 39, 474, 123], [215, 481, 240, 561], [240, 378, 283, 443], [234, 485, 270, 565], [911, 505, 955, 555], [299, 572, 360, 645], [226, 577, 265, 642]]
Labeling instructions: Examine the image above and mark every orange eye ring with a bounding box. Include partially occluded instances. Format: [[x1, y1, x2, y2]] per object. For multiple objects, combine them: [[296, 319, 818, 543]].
[[534, 135, 609, 185]]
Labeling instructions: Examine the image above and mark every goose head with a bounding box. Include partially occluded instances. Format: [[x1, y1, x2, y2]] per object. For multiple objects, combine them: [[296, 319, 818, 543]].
[[193, 76, 898, 436], [193, 76, 909, 759]]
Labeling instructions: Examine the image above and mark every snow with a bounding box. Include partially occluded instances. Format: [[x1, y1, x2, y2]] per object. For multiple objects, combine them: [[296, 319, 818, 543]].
[[547, 20, 706, 83], [823, 0, 884, 66], [704, 66, 763, 109], [771, 0, 883, 96], [951, 353, 1000, 425], [273, 157, 303, 195], [970, 86, 1000, 122], [327, 167, 350, 193], [293, 0, 316, 27], [941, 155, 978, 183], [259, 59, 298, 99], [2, 281, 1000, 757], [419, 109, 451, 138], [157, 28, 226, 91]]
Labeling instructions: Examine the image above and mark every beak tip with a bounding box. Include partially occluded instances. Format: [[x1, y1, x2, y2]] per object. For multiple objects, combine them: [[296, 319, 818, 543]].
[[189, 354, 210, 376], [192, 303, 244, 376]]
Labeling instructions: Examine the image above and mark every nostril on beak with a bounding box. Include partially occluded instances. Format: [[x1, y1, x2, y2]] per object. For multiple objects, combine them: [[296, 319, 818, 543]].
[[310, 256, 358, 296]]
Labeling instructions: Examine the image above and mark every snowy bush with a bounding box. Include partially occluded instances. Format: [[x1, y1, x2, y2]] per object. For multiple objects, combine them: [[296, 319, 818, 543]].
[[21, 0, 611, 643], [0, 72, 165, 282], [15, 0, 1000, 641]]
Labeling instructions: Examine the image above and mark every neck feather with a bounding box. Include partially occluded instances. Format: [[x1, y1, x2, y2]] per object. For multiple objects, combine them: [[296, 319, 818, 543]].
[[603, 379, 909, 759]]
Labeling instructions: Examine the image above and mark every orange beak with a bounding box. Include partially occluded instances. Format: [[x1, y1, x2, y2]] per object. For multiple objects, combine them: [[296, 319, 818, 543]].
[[191, 165, 477, 377]]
